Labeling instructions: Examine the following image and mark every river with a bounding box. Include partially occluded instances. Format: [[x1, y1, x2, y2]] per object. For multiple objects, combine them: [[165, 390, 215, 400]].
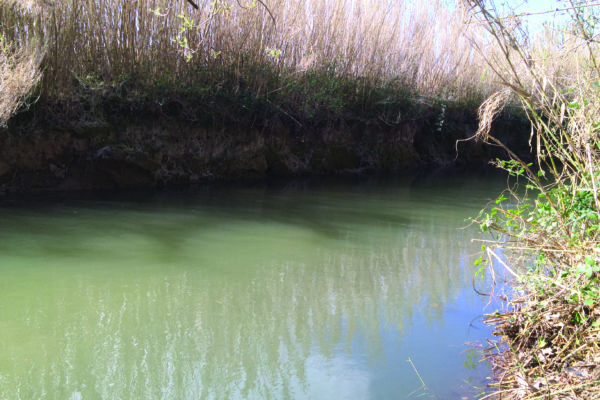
[[0, 170, 508, 399]]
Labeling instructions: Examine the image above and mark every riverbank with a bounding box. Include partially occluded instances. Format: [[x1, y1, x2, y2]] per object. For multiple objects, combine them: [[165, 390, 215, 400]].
[[462, 1, 600, 397], [1, 0, 533, 193], [4, 0, 598, 397], [472, 100, 600, 398], [0, 99, 531, 194]]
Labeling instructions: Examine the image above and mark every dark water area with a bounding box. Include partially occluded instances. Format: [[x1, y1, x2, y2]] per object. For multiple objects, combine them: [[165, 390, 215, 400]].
[[0, 169, 511, 399]]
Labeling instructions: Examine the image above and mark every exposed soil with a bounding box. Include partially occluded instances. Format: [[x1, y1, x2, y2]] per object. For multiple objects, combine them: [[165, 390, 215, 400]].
[[0, 110, 531, 194]]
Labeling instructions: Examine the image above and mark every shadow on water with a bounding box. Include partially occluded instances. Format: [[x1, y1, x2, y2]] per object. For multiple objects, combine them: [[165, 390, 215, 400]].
[[0, 168, 508, 399], [0, 167, 508, 240]]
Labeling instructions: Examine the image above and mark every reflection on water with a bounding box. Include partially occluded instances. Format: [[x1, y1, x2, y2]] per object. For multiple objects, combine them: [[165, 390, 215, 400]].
[[0, 171, 506, 399]]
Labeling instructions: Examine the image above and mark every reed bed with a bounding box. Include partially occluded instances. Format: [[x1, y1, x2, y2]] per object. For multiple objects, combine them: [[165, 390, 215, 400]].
[[0, 0, 500, 127]]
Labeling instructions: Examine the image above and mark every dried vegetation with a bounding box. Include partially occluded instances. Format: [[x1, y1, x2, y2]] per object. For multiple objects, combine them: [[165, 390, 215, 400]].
[[0, 0, 43, 127], [0, 0, 500, 128], [464, 0, 600, 398]]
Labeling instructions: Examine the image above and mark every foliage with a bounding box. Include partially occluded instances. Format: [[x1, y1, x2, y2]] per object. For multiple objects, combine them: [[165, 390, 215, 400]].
[[464, 0, 600, 398]]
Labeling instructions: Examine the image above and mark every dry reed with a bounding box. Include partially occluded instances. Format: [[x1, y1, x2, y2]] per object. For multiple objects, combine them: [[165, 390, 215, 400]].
[[0, 0, 500, 125]]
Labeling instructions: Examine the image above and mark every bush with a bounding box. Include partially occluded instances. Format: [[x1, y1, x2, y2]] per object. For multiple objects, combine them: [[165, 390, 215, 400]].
[[465, 0, 600, 397]]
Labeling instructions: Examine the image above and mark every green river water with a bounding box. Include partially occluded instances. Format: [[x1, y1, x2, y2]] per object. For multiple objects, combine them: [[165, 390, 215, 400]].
[[0, 171, 508, 399]]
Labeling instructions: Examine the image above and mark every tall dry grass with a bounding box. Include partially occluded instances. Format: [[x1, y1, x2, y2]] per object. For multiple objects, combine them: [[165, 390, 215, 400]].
[[0, 0, 44, 127], [0, 0, 499, 113]]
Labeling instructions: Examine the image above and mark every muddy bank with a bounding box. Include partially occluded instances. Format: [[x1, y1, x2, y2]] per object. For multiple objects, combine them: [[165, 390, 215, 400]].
[[0, 111, 530, 194]]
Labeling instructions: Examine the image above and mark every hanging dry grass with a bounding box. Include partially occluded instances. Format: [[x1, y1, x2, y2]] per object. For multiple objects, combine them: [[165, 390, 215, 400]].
[[0, 0, 45, 127], [0, 40, 42, 126]]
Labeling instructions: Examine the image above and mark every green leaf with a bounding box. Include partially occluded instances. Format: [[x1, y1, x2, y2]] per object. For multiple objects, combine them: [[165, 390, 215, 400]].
[[585, 298, 595, 307], [586, 255, 595, 266]]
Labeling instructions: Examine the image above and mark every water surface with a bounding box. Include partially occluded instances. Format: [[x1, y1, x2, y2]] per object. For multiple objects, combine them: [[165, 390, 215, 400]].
[[0, 171, 507, 399]]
